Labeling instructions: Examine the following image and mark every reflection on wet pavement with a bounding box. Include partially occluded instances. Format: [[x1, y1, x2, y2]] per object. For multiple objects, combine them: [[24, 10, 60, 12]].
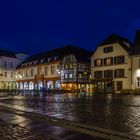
[[1, 92, 140, 135]]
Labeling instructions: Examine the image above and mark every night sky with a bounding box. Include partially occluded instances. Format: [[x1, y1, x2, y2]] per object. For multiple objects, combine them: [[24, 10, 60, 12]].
[[0, 0, 140, 54]]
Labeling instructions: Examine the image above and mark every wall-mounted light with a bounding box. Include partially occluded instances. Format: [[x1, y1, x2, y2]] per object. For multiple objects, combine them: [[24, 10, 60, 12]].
[[136, 69, 140, 77]]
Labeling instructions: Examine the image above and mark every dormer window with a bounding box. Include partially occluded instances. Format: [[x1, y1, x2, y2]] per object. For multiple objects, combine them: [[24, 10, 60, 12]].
[[54, 56, 58, 60], [48, 57, 52, 62], [41, 59, 45, 63], [34, 60, 38, 64], [25, 63, 28, 66], [103, 46, 113, 53]]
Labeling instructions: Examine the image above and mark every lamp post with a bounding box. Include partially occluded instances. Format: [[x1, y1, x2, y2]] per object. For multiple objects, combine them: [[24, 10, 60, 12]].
[[16, 74, 22, 91], [56, 69, 61, 92]]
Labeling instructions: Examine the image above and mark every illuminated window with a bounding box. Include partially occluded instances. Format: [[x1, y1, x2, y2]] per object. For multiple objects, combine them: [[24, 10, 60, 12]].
[[94, 59, 102, 66], [65, 64, 68, 69], [64, 74, 68, 79], [104, 57, 113, 65], [70, 64, 73, 69], [79, 74, 82, 78], [69, 73, 73, 78]]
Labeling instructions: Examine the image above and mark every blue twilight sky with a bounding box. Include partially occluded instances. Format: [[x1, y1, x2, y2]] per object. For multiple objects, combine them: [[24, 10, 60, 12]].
[[0, 0, 140, 54]]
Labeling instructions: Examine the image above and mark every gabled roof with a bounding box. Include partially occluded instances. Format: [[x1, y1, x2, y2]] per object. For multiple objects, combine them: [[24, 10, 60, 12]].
[[17, 45, 91, 68], [0, 50, 16, 58], [131, 30, 140, 55], [99, 33, 131, 52]]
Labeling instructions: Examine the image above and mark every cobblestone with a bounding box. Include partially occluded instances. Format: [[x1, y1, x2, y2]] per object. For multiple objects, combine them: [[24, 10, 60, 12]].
[[0, 119, 55, 140]]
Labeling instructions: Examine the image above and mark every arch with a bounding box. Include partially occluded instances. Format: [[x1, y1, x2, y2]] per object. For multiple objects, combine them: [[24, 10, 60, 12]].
[[55, 80, 61, 89], [29, 81, 34, 90], [46, 81, 54, 90], [36, 81, 43, 90], [20, 82, 23, 90], [24, 82, 28, 90]]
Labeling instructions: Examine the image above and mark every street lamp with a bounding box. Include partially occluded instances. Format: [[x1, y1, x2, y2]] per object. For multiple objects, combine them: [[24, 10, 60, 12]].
[[16, 74, 23, 90]]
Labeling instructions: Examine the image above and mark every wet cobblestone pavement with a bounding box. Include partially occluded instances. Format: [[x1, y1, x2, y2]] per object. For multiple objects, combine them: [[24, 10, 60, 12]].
[[1, 92, 140, 139], [0, 109, 107, 140], [0, 118, 53, 140]]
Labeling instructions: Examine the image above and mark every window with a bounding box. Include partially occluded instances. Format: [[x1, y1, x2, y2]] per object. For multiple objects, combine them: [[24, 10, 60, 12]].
[[65, 64, 68, 69], [45, 66, 48, 75], [4, 61, 7, 68], [94, 71, 103, 79], [139, 59, 140, 68], [104, 70, 113, 78], [10, 62, 13, 68], [70, 64, 73, 69], [51, 66, 55, 75], [4, 72, 7, 78], [79, 64, 84, 69], [69, 73, 73, 78], [117, 81, 122, 91], [103, 46, 113, 53], [54, 56, 58, 60], [137, 77, 140, 88], [94, 59, 102, 66], [64, 74, 68, 79], [25, 70, 29, 77], [10, 72, 13, 78], [114, 69, 124, 78], [37, 67, 42, 75], [79, 74, 82, 78], [104, 57, 113, 65], [31, 69, 34, 77], [22, 70, 25, 78], [57, 65, 59, 69], [48, 57, 52, 62], [114, 56, 125, 64]]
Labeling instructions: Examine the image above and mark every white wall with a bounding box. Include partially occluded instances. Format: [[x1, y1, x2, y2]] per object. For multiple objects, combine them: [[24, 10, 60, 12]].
[[91, 43, 131, 92]]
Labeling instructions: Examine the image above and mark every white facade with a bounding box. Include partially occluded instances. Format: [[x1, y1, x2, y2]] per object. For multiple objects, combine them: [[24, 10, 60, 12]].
[[91, 42, 131, 93], [0, 56, 17, 89], [131, 56, 140, 90]]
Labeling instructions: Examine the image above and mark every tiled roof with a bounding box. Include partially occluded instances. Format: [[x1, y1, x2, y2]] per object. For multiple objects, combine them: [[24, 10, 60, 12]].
[[17, 45, 91, 68], [0, 50, 16, 58], [99, 33, 131, 52], [131, 30, 140, 55]]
